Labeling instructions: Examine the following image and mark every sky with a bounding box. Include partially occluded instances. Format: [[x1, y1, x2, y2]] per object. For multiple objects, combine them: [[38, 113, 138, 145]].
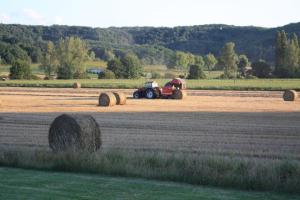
[[0, 0, 300, 28]]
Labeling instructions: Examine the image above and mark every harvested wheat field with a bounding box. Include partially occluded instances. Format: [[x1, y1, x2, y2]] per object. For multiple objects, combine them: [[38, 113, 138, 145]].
[[0, 87, 300, 160]]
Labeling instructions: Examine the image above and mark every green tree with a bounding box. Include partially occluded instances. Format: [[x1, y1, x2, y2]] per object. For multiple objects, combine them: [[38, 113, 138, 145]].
[[238, 55, 250, 77], [188, 64, 206, 79], [175, 51, 189, 70], [103, 50, 115, 61], [0, 43, 30, 64], [275, 31, 288, 77], [121, 54, 143, 79], [251, 60, 272, 78], [219, 42, 238, 78], [40, 41, 58, 78], [88, 51, 96, 61], [275, 31, 300, 77], [107, 58, 124, 78], [194, 55, 205, 67], [98, 69, 116, 79], [204, 53, 218, 72], [187, 53, 195, 65], [284, 33, 299, 77], [56, 37, 89, 79], [9, 59, 32, 79]]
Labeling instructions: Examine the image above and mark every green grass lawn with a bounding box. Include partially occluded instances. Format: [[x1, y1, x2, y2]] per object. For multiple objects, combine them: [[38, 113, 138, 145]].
[[0, 167, 298, 200], [0, 78, 299, 90]]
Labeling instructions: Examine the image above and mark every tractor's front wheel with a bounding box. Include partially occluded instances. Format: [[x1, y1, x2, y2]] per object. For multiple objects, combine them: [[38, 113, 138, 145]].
[[133, 91, 141, 99]]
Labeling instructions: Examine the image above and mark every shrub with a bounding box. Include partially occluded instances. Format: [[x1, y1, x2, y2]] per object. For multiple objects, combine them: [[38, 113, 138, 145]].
[[98, 69, 116, 79], [251, 60, 272, 78], [188, 64, 206, 79], [107, 54, 143, 79], [30, 74, 42, 80], [151, 71, 162, 79], [218, 73, 236, 79], [164, 72, 177, 79], [73, 71, 90, 79], [245, 74, 258, 79], [9, 59, 32, 79]]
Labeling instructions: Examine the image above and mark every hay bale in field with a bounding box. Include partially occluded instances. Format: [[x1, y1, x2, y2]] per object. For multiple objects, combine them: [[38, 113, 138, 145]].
[[49, 114, 101, 152], [283, 90, 298, 101], [113, 92, 127, 105], [99, 92, 117, 106], [171, 89, 187, 100], [73, 82, 81, 89]]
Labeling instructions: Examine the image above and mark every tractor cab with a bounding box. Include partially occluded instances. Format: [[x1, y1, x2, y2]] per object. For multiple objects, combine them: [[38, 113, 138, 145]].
[[144, 81, 159, 89]]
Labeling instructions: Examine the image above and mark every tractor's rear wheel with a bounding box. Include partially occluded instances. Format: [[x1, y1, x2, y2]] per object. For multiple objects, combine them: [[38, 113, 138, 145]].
[[171, 89, 186, 99], [146, 88, 156, 99]]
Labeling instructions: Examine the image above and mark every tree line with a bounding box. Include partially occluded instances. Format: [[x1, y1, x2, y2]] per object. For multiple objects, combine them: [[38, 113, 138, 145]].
[[5, 31, 300, 80], [275, 30, 300, 78], [1, 23, 300, 66], [10, 37, 91, 80]]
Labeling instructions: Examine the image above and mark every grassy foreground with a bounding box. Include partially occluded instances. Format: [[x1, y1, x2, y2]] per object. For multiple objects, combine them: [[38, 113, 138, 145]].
[[0, 149, 300, 194], [0, 78, 300, 90], [0, 167, 299, 200]]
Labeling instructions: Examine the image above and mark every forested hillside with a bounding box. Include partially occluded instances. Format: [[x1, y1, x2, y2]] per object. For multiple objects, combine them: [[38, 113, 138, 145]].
[[1, 23, 300, 65]]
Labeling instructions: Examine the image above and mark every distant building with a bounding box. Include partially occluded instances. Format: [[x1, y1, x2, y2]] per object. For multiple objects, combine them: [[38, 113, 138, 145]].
[[86, 68, 103, 74]]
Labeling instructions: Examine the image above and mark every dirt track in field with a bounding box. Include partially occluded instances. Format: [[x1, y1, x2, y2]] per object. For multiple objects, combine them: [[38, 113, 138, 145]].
[[0, 87, 300, 159]]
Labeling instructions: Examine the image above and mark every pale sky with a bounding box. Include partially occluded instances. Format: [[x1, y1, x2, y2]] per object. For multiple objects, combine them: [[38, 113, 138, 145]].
[[0, 0, 300, 28]]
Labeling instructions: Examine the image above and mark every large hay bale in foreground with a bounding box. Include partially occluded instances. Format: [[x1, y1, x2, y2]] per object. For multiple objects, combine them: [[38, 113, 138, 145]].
[[283, 90, 298, 101], [73, 82, 81, 89], [171, 90, 187, 100], [49, 114, 101, 152], [113, 92, 127, 105], [99, 92, 117, 106]]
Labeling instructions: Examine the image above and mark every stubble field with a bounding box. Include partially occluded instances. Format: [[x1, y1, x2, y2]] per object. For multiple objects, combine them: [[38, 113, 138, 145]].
[[0, 87, 300, 160]]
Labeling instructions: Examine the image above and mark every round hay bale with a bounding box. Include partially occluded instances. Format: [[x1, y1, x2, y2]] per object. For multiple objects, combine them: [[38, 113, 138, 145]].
[[49, 114, 101, 152], [113, 92, 127, 105], [283, 90, 298, 101], [171, 89, 187, 100], [73, 82, 81, 89], [99, 92, 117, 106]]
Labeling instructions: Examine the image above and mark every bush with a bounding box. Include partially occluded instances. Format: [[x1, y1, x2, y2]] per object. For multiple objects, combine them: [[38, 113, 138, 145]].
[[251, 61, 272, 78], [9, 59, 32, 79], [30, 74, 42, 80], [151, 71, 162, 79], [188, 64, 206, 79], [98, 69, 116, 79], [164, 72, 177, 79], [107, 54, 143, 79], [44, 76, 55, 80], [245, 74, 258, 79], [121, 54, 143, 79], [218, 73, 236, 79], [73, 71, 90, 79]]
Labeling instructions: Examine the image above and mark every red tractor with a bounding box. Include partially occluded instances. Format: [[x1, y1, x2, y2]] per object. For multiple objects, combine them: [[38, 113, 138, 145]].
[[133, 78, 187, 99]]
